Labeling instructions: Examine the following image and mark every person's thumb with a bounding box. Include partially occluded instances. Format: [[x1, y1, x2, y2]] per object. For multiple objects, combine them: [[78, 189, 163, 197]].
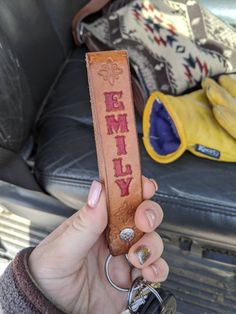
[[62, 180, 107, 258]]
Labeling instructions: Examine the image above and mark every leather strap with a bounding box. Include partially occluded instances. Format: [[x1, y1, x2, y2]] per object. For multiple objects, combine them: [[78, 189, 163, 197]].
[[86, 50, 143, 256], [72, 0, 110, 45]]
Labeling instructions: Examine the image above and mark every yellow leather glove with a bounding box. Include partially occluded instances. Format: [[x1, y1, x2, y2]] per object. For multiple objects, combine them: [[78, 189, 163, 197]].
[[143, 89, 236, 163], [202, 75, 236, 140]]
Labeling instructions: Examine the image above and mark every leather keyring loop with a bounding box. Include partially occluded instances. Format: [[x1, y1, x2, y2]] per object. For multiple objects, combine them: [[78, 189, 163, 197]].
[[86, 50, 143, 256]]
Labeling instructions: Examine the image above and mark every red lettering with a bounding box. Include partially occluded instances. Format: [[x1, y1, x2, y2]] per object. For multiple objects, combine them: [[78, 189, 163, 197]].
[[113, 158, 132, 177], [103, 90, 133, 198], [104, 91, 124, 112], [106, 114, 129, 135], [115, 177, 133, 197], [115, 135, 127, 155]]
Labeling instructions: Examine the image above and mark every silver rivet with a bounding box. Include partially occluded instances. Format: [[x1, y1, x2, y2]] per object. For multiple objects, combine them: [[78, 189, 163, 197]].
[[119, 228, 135, 243]]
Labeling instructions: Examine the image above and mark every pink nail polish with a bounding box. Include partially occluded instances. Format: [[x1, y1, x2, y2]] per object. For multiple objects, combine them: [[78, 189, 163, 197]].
[[151, 264, 159, 276], [145, 209, 156, 228], [87, 181, 102, 208], [149, 178, 158, 191]]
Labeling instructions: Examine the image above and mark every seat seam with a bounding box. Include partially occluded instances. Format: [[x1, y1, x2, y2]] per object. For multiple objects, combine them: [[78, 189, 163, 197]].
[[35, 173, 236, 217]]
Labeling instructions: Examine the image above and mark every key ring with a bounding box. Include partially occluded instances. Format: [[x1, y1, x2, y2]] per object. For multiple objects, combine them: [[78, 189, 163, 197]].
[[128, 277, 163, 313], [105, 255, 164, 313], [105, 254, 162, 298], [105, 254, 132, 292]]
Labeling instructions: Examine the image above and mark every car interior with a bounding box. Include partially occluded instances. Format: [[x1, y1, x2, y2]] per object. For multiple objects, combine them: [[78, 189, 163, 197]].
[[0, 0, 235, 313]]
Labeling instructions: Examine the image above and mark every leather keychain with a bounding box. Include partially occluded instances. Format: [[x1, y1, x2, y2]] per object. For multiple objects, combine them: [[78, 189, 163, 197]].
[[86, 50, 143, 256], [86, 51, 177, 313]]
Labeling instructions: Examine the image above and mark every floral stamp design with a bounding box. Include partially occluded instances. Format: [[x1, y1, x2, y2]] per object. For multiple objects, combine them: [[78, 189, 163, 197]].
[[98, 57, 123, 85]]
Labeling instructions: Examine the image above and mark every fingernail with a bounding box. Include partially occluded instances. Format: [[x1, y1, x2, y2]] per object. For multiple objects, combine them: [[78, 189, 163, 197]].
[[145, 209, 156, 228], [151, 264, 159, 276], [134, 246, 151, 265], [87, 181, 102, 208], [149, 178, 158, 191]]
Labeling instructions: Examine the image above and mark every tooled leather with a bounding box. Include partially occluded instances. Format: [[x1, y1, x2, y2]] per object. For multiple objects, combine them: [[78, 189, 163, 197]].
[[86, 50, 143, 256]]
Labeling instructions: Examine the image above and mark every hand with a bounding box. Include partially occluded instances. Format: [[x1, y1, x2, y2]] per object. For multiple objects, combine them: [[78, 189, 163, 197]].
[[29, 177, 168, 314]]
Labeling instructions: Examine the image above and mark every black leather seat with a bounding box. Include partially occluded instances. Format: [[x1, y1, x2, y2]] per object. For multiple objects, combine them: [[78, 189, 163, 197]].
[[0, 0, 88, 230], [0, 0, 235, 255]]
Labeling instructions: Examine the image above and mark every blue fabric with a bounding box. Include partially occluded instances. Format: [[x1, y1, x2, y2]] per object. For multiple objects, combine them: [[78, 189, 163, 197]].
[[149, 98, 181, 155]]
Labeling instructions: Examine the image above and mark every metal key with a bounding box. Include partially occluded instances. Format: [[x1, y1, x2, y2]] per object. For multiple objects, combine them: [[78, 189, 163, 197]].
[[122, 277, 177, 314], [105, 255, 176, 314]]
